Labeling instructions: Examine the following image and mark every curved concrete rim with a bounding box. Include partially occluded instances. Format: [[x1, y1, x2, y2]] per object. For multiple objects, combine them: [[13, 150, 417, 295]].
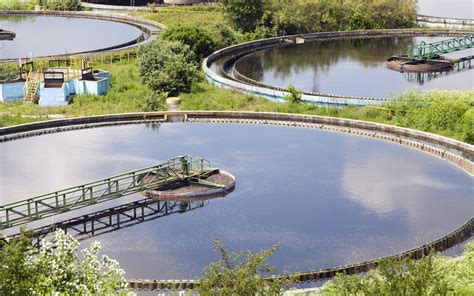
[[0, 111, 472, 174], [203, 28, 474, 106], [0, 111, 472, 289], [418, 14, 474, 23], [0, 10, 166, 61]]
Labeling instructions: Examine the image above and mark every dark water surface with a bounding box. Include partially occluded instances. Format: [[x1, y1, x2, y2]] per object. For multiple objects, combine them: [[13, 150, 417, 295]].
[[418, 0, 474, 19], [0, 16, 142, 59], [0, 123, 472, 279], [234, 37, 474, 98]]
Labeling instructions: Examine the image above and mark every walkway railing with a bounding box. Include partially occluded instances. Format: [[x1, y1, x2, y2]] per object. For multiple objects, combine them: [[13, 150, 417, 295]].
[[0, 156, 215, 230], [405, 34, 474, 60]]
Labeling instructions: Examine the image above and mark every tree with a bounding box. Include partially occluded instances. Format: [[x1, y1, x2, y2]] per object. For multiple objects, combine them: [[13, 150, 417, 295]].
[[0, 229, 129, 295], [220, 0, 266, 32], [138, 39, 200, 96], [161, 25, 218, 61], [197, 240, 292, 295]]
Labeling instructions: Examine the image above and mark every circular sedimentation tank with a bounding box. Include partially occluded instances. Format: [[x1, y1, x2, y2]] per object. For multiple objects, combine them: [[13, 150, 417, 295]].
[[0, 11, 164, 60], [205, 30, 474, 105], [1, 112, 472, 282]]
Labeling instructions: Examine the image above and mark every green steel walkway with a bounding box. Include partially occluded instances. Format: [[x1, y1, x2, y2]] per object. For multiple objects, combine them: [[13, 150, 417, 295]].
[[0, 156, 219, 230], [405, 34, 474, 60]]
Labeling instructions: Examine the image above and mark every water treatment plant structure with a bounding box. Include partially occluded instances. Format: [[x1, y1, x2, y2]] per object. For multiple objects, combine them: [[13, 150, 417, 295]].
[[0, 4, 473, 293]]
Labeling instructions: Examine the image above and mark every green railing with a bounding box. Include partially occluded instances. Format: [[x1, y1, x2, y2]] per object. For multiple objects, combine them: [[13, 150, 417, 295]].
[[0, 156, 216, 230], [405, 35, 474, 60]]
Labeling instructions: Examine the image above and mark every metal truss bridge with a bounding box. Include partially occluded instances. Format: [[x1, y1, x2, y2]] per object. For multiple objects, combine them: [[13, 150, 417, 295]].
[[6, 198, 207, 248], [405, 34, 474, 60], [0, 156, 218, 230]]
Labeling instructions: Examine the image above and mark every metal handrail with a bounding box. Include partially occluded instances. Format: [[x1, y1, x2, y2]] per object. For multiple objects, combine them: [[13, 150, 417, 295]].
[[0, 156, 214, 229], [405, 34, 474, 60]]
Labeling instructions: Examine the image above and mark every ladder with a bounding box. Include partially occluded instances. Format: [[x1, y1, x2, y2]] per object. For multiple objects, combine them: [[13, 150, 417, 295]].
[[24, 68, 41, 103]]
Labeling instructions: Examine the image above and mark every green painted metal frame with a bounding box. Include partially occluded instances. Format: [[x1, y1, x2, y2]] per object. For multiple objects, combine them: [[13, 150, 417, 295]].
[[405, 35, 474, 60], [0, 156, 217, 230]]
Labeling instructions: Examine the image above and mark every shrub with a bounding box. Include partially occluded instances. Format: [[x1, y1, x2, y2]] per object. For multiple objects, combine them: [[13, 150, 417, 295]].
[[220, 0, 266, 32], [142, 91, 167, 112], [387, 90, 473, 141], [458, 108, 474, 144], [138, 39, 200, 96], [322, 242, 474, 295], [161, 25, 218, 61], [0, 64, 19, 82], [285, 84, 303, 104], [44, 0, 82, 11], [197, 240, 292, 295], [0, 229, 129, 294]]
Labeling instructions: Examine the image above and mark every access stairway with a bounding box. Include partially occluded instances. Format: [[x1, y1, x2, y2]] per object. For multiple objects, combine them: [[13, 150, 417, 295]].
[[24, 69, 41, 103]]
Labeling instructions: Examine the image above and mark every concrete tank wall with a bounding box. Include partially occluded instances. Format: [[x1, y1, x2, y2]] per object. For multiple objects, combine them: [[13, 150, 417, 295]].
[[0, 81, 25, 103]]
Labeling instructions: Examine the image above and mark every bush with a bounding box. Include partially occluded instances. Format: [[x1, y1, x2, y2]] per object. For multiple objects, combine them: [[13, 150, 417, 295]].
[[284, 84, 303, 104], [44, 0, 82, 11], [458, 108, 474, 144], [0, 64, 19, 82], [0, 229, 128, 294], [197, 240, 292, 295], [220, 0, 266, 32], [220, 0, 417, 36], [208, 23, 245, 49], [142, 91, 167, 112], [387, 90, 473, 142], [161, 25, 218, 61], [322, 242, 474, 295], [138, 39, 200, 96]]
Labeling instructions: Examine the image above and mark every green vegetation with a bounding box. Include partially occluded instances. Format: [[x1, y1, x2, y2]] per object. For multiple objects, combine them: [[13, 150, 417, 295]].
[[161, 25, 218, 62], [386, 90, 474, 142], [0, 0, 82, 11], [40, 0, 82, 11], [140, 6, 224, 28], [0, 229, 128, 295], [322, 242, 474, 295], [2, 228, 472, 294], [285, 85, 303, 104], [0, 64, 19, 82], [220, 0, 265, 32], [197, 240, 292, 295], [138, 39, 200, 96], [1, 58, 472, 144], [219, 0, 417, 36]]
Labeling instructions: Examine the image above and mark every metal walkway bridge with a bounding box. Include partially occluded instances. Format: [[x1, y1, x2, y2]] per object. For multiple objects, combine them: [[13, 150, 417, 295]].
[[0, 156, 219, 230], [405, 34, 474, 60], [6, 198, 208, 248]]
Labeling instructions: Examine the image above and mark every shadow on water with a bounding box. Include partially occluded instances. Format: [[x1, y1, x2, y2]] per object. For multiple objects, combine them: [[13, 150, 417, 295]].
[[4, 198, 215, 248]]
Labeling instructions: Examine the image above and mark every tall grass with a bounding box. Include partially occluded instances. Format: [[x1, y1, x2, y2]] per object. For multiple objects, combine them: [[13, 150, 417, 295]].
[[1, 58, 472, 144]]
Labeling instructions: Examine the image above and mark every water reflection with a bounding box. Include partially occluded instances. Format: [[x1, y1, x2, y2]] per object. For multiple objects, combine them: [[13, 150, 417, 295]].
[[0, 16, 142, 59], [18, 198, 210, 248], [0, 123, 472, 279], [403, 58, 473, 84], [235, 37, 474, 97]]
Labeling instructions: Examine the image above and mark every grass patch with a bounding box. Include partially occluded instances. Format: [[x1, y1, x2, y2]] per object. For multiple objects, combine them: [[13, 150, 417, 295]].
[[137, 6, 224, 28], [1, 57, 472, 144]]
